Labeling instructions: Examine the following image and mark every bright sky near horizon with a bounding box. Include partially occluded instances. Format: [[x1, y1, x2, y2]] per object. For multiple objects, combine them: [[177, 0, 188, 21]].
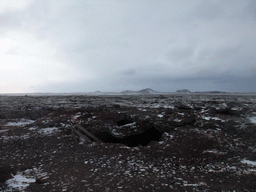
[[0, 0, 256, 93]]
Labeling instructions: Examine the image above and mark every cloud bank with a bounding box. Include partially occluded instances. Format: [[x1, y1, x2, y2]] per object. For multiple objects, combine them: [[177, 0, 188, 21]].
[[0, 0, 256, 93]]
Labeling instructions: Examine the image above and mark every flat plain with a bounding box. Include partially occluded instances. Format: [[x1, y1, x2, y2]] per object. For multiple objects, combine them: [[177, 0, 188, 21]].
[[0, 94, 256, 191]]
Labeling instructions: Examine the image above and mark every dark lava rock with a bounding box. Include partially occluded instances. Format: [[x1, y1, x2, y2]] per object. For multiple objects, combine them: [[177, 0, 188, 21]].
[[0, 166, 17, 183], [176, 89, 191, 93]]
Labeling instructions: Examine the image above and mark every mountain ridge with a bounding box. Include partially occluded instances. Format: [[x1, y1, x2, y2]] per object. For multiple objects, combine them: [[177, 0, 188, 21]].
[[121, 88, 158, 95]]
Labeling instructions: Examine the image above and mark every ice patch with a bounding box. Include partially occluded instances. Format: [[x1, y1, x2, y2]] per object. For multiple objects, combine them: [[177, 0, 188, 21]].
[[5, 172, 35, 191], [5, 119, 35, 127]]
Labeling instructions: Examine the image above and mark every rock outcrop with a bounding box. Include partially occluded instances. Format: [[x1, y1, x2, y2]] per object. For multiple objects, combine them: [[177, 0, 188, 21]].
[[121, 88, 158, 95], [176, 89, 191, 93]]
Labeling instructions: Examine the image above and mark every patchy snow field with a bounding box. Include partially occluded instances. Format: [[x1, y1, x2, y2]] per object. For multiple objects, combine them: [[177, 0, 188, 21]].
[[5, 171, 36, 191], [249, 116, 256, 124], [0, 94, 256, 191], [5, 119, 35, 127]]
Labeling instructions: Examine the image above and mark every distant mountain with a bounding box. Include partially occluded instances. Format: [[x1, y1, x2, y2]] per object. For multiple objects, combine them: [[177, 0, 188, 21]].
[[121, 90, 136, 94], [176, 89, 191, 93], [121, 88, 158, 95], [195, 91, 227, 94], [138, 88, 158, 94]]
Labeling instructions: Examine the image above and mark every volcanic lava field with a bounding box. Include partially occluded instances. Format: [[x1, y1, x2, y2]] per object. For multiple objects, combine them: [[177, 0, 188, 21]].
[[0, 94, 256, 191]]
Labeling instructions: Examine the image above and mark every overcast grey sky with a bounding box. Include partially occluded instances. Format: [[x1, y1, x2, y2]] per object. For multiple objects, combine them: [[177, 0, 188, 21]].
[[0, 0, 255, 93]]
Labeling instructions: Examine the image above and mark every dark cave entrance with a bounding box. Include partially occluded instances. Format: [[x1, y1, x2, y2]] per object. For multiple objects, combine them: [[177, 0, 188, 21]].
[[95, 126, 163, 147]]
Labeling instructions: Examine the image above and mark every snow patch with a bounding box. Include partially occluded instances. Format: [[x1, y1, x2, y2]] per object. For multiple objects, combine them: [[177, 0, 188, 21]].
[[249, 116, 256, 124], [174, 118, 181, 122], [5, 172, 35, 191], [202, 116, 225, 122], [163, 105, 175, 109], [202, 116, 211, 120], [38, 127, 59, 135], [203, 149, 226, 155], [183, 182, 206, 187], [1, 134, 31, 140], [5, 119, 35, 127], [122, 122, 136, 127], [241, 159, 256, 166]]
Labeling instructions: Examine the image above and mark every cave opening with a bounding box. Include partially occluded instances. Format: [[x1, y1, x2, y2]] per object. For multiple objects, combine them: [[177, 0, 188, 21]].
[[95, 126, 163, 147]]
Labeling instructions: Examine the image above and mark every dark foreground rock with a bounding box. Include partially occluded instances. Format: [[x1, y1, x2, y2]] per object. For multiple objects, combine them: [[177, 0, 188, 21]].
[[0, 94, 256, 191]]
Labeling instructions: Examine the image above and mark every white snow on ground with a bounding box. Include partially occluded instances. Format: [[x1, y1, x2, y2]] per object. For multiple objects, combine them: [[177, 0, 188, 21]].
[[38, 127, 59, 135], [72, 114, 81, 120], [201, 116, 225, 122], [249, 116, 256, 124], [5, 168, 48, 191], [157, 114, 164, 118], [183, 182, 206, 187], [174, 118, 181, 122], [202, 116, 211, 120], [200, 108, 209, 113], [0, 129, 8, 133], [163, 105, 175, 109], [203, 149, 226, 155], [5, 119, 35, 127], [122, 122, 136, 127], [241, 159, 256, 166], [5, 172, 35, 191], [1, 134, 31, 140]]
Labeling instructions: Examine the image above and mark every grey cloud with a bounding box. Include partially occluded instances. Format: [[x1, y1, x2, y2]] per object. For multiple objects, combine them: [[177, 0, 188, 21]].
[[33, 68, 256, 93], [192, 1, 225, 21], [122, 69, 136, 76], [187, 0, 255, 22], [249, 0, 256, 17], [166, 48, 194, 62], [1, 0, 256, 93]]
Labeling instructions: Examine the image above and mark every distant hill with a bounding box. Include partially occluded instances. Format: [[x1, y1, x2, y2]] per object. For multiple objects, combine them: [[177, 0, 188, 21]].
[[121, 90, 136, 94], [138, 88, 158, 94], [176, 89, 191, 93], [121, 88, 158, 95], [195, 91, 227, 94]]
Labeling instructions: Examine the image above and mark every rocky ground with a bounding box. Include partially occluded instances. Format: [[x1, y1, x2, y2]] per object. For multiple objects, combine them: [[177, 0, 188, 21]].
[[0, 94, 256, 191]]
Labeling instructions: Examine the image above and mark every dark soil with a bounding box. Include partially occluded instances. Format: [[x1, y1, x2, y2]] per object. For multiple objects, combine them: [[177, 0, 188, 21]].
[[0, 94, 256, 191]]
